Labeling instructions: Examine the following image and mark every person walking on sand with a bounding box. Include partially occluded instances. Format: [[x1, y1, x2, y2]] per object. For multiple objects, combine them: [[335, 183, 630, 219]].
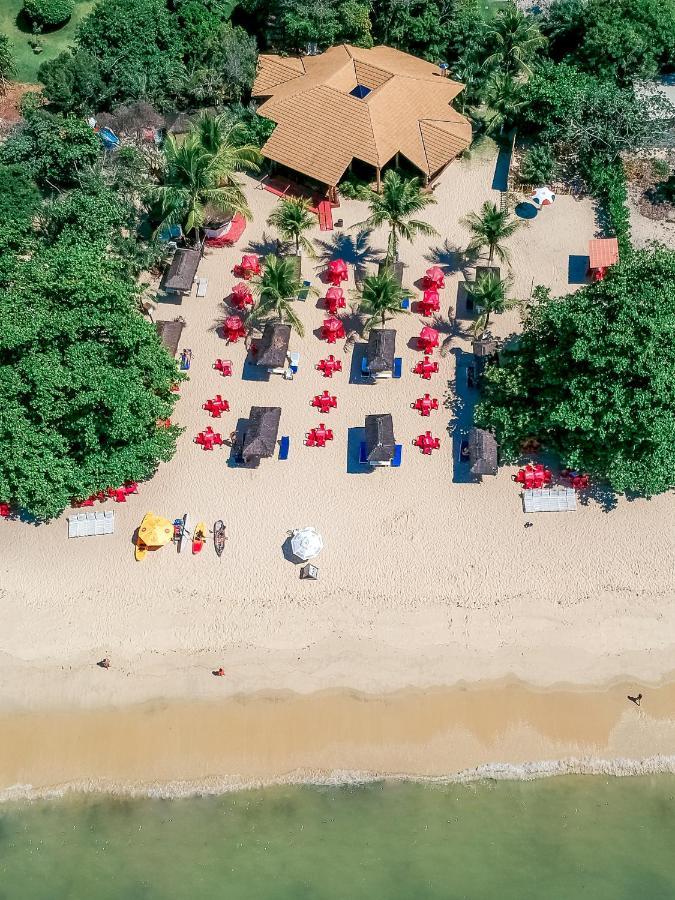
[[627, 693, 642, 706], [98, 657, 110, 669], [213, 667, 225, 677]]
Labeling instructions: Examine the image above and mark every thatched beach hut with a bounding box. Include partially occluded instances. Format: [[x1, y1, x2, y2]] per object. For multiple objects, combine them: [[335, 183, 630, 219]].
[[256, 323, 291, 371], [155, 318, 185, 358], [163, 249, 200, 296], [365, 328, 396, 377], [241, 406, 282, 465], [469, 427, 498, 476], [364, 413, 396, 466]]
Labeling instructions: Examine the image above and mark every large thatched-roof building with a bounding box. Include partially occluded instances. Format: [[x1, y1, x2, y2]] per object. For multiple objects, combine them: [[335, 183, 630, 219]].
[[256, 323, 291, 370], [365, 328, 396, 377], [364, 413, 396, 465], [163, 249, 201, 296], [469, 427, 498, 477], [252, 44, 472, 196], [241, 406, 282, 465]]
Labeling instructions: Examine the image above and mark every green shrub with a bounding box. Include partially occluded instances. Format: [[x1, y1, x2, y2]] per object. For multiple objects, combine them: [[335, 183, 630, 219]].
[[23, 0, 74, 28], [651, 158, 670, 180], [520, 144, 556, 184], [586, 158, 631, 254]]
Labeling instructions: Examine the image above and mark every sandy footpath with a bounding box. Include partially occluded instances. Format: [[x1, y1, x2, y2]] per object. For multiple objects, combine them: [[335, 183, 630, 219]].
[[0, 146, 673, 788]]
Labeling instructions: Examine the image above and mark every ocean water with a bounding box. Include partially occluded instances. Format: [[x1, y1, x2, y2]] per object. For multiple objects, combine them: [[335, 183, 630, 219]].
[[2, 776, 675, 899]]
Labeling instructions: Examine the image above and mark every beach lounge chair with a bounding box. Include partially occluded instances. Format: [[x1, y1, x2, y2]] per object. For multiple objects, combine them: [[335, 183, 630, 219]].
[[279, 436, 290, 460], [196, 278, 208, 297], [400, 298, 410, 310], [298, 280, 311, 300], [391, 444, 403, 467], [360, 357, 370, 378], [392, 357, 402, 379]]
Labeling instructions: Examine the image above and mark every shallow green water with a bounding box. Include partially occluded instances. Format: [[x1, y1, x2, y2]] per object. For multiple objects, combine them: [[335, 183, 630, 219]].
[[2, 777, 675, 899]]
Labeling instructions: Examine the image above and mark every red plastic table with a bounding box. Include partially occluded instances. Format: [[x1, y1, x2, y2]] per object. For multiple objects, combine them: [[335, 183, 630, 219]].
[[413, 394, 439, 417], [203, 395, 230, 418], [306, 423, 334, 447], [321, 317, 345, 343], [214, 358, 233, 376], [413, 356, 439, 380], [224, 316, 246, 343], [317, 355, 342, 378], [196, 426, 223, 450], [312, 391, 337, 414], [414, 431, 441, 455]]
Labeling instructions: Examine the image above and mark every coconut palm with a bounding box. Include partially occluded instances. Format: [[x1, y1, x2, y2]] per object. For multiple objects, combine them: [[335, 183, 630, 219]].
[[357, 268, 408, 332], [354, 170, 438, 264], [153, 134, 252, 245], [193, 112, 261, 178], [462, 201, 522, 266], [267, 197, 316, 256], [484, 5, 547, 77], [482, 72, 525, 137], [464, 272, 516, 334], [250, 254, 316, 337]]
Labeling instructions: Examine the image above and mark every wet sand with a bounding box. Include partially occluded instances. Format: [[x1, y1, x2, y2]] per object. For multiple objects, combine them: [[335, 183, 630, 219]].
[[3, 678, 675, 799]]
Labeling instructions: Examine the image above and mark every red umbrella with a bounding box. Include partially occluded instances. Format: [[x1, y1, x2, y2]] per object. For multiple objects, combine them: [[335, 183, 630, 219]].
[[325, 286, 346, 315], [424, 266, 445, 290], [417, 326, 440, 353], [419, 288, 440, 316], [224, 315, 246, 343], [322, 316, 345, 343], [231, 282, 253, 309], [327, 259, 348, 286], [241, 254, 261, 275]]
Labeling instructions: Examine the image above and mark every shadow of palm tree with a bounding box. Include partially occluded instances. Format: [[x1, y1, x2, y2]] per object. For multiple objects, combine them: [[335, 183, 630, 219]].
[[245, 231, 280, 258], [314, 229, 383, 283], [424, 239, 468, 275]]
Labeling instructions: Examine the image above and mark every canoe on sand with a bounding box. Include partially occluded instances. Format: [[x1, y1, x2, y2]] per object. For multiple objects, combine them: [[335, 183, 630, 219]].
[[214, 520, 226, 557], [192, 521, 206, 555]]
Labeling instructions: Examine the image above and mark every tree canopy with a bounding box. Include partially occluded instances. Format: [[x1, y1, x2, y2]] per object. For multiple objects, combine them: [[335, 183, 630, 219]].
[[476, 246, 675, 496]]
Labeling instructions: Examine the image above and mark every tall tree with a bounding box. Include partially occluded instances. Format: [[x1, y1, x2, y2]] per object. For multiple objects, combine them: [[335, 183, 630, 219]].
[[153, 134, 252, 245], [482, 72, 525, 137], [476, 246, 675, 496], [250, 255, 312, 336], [358, 268, 408, 331], [462, 201, 522, 266], [267, 0, 373, 51], [484, 3, 547, 76], [193, 112, 261, 178], [355, 170, 438, 264], [464, 271, 516, 334], [267, 197, 316, 256]]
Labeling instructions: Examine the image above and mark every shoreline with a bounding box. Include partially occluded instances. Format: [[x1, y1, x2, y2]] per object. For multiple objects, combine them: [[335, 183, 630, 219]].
[[4, 677, 675, 801]]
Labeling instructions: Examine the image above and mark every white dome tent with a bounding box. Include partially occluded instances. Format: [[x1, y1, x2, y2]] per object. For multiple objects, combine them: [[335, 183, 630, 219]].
[[531, 186, 556, 208]]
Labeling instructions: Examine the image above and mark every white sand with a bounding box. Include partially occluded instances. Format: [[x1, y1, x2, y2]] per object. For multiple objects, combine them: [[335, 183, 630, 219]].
[[1, 145, 673, 715]]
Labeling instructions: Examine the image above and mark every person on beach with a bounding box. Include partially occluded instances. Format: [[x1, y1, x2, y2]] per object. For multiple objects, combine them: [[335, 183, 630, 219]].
[[98, 658, 110, 669], [213, 667, 225, 677], [628, 693, 642, 706]]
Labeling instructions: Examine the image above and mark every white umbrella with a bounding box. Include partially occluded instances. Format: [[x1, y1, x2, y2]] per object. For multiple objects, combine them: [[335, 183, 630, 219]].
[[532, 186, 556, 207], [291, 527, 323, 560]]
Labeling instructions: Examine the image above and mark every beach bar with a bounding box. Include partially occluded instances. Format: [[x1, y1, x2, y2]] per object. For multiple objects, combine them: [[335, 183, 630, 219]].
[[363, 329, 396, 379], [163, 248, 201, 296], [361, 413, 401, 467], [241, 406, 282, 466], [256, 323, 292, 373], [468, 427, 498, 476]]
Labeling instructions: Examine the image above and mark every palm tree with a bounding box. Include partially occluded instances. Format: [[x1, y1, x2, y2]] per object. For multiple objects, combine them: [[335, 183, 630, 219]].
[[482, 72, 525, 137], [267, 197, 316, 256], [357, 268, 408, 332], [462, 201, 522, 266], [464, 272, 516, 334], [193, 112, 261, 178], [354, 170, 438, 264], [484, 5, 547, 77], [250, 255, 315, 337], [153, 134, 252, 245]]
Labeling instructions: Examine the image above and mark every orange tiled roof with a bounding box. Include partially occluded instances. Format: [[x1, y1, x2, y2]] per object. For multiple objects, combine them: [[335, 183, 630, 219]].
[[588, 238, 620, 269]]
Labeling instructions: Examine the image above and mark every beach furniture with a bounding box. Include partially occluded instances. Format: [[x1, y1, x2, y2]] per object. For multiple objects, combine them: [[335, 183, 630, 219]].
[[195, 426, 223, 450], [325, 287, 346, 315], [514, 463, 552, 490], [291, 526, 323, 560], [459, 439, 470, 463], [393, 357, 402, 379], [289, 351, 300, 374], [391, 444, 403, 467], [312, 391, 337, 414], [326, 258, 348, 286], [413, 356, 439, 379], [362, 414, 397, 467], [321, 316, 345, 343], [423, 266, 445, 290], [224, 315, 246, 343], [0, 502, 10, 518], [203, 395, 230, 418], [240, 406, 281, 466], [414, 431, 441, 455], [238, 254, 261, 279], [413, 394, 439, 417], [417, 326, 440, 354], [231, 282, 254, 310], [317, 355, 342, 377], [419, 289, 440, 317], [305, 423, 333, 447], [214, 358, 233, 376], [523, 488, 577, 513], [196, 277, 208, 297], [68, 510, 115, 538], [365, 329, 396, 379], [298, 279, 312, 301], [279, 436, 290, 460], [300, 563, 319, 580], [587, 238, 619, 282], [468, 427, 498, 476], [361, 356, 370, 378]]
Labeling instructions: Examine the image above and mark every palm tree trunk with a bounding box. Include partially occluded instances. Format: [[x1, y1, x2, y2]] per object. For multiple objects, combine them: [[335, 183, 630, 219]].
[[295, 234, 299, 255], [488, 244, 494, 265]]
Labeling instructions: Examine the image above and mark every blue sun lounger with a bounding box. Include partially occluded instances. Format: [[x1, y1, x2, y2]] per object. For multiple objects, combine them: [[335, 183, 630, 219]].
[[279, 436, 290, 460], [298, 280, 311, 301], [400, 297, 410, 310], [391, 444, 403, 467], [361, 357, 370, 377], [392, 357, 402, 379]]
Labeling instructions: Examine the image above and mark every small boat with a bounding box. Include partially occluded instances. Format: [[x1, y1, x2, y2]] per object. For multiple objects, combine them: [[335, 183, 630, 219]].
[[178, 513, 190, 553], [192, 521, 206, 555], [213, 520, 226, 558]]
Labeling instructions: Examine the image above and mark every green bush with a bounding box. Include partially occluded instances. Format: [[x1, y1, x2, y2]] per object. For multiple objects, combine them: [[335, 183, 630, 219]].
[[586, 158, 631, 254], [23, 0, 74, 28], [520, 144, 556, 184], [651, 158, 670, 180]]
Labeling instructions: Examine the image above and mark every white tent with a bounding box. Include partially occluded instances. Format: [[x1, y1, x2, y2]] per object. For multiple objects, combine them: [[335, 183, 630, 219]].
[[290, 527, 323, 560]]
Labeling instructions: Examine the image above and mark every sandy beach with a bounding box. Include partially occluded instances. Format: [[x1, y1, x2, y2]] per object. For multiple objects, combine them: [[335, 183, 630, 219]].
[[1, 144, 673, 794]]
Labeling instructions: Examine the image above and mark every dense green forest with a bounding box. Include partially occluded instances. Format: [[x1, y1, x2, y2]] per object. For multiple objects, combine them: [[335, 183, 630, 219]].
[[0, 0, 673, 514]]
